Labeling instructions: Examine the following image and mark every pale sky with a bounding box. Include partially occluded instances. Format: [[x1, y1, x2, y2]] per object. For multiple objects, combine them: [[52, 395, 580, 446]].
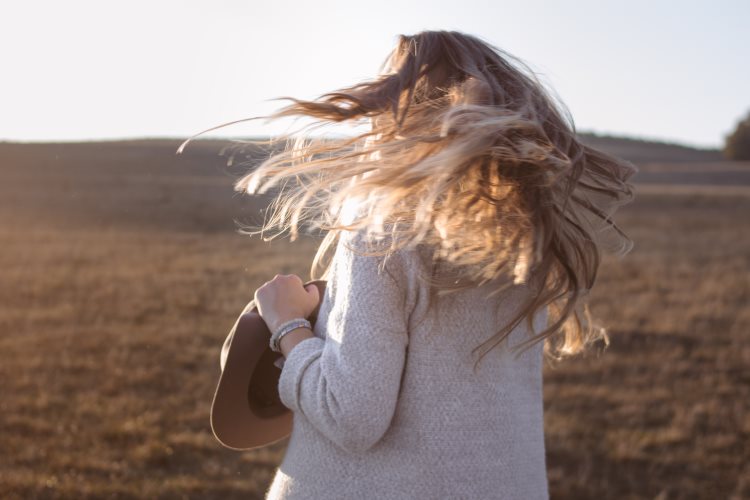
[[2, 0, 748, 149]]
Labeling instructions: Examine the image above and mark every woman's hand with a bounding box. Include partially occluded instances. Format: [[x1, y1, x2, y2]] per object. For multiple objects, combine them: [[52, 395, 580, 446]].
[[254, 274, 321, 333]]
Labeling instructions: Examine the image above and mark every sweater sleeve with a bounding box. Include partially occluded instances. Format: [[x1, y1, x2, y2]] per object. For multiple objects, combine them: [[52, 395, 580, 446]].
[[277, 229, 411, 454]]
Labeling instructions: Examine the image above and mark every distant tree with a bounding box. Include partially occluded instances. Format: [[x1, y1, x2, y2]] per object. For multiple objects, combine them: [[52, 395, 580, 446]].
[[723, 109, 750, 160]]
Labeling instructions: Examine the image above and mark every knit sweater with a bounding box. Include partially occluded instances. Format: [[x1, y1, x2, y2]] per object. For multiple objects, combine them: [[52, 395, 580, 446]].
[[266, 228, 549, 499]]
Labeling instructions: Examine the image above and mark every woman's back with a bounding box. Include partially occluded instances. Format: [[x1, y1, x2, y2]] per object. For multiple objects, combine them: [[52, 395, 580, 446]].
[[266, 229, 549, 499]]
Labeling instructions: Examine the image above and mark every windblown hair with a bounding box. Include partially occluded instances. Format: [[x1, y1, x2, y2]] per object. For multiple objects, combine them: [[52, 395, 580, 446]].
[[181, 30, 638, 368]]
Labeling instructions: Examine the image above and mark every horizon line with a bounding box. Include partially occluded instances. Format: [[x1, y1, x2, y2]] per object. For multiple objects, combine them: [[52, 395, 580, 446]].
[[0, 130, 722, 152]]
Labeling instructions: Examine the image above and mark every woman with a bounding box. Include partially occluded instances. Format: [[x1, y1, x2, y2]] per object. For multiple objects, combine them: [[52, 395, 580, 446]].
[[222, 30, 635, 499]]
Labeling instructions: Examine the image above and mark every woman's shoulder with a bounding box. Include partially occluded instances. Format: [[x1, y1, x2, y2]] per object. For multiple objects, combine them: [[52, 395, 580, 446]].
[[336, 227, 428, 279], [328, 228, 433, 316]]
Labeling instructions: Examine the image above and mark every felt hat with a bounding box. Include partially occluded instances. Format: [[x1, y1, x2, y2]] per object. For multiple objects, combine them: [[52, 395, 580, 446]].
[[210, 279, 327, 450]]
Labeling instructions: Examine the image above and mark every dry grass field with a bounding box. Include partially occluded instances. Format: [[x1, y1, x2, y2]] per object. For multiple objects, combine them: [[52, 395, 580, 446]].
[[0, 139, 747, 499]]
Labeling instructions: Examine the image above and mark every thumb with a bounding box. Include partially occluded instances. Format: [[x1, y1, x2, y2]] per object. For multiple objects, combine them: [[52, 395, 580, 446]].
[[305, 283, 320, 306]]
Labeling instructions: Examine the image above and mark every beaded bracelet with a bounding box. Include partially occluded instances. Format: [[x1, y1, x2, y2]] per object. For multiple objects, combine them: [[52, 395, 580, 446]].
[[269, 318, 312, 353]]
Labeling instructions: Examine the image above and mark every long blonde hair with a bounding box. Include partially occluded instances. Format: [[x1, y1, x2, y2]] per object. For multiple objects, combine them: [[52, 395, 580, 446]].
[[181, 30, 638, 368]]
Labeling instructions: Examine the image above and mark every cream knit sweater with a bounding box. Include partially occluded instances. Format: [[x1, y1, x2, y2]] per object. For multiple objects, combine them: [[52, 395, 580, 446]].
[[266, 228, 549, 499]]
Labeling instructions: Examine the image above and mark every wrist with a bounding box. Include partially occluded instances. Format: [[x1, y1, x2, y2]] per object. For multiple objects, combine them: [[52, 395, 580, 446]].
[[268, 314, 307, 334], [279, 327, 315, 357], [269, 317, 312, 353]]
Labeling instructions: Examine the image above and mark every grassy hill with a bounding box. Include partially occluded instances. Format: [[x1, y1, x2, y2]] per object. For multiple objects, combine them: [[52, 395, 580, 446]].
[[0, 138, 747, 499], [578, 132, 724, 164]]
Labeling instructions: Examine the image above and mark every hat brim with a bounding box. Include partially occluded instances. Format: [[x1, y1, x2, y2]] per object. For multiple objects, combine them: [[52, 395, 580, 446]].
[[210, 280, 327, 450]]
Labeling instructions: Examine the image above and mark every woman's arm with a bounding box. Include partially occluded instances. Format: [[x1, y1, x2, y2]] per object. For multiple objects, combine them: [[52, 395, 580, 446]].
[[276, 230, 411, 454], [278, 326, 315, 356]]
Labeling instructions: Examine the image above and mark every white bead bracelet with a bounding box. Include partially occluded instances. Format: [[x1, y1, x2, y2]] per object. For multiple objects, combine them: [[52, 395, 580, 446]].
[[269, 318, 312, 353]]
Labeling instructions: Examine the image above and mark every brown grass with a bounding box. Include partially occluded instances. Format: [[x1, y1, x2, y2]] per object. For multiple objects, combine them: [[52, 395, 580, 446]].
[[0, 141, 747, 499]]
